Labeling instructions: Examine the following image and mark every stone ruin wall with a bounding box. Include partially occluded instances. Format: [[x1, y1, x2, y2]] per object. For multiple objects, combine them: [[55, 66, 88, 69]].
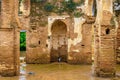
[[26, 0, 116, 66], [26, 2, 49, 63], [0, 0, 20, 76], [67, 17, 93, 64], [26, 1, 93, 64], [0, 0, 118, 77], [116, 15, 120, 63], [93, 0, 116, 77]]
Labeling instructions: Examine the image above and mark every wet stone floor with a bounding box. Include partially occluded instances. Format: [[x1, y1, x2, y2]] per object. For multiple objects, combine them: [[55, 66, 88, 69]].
[[0, 62, 120, 80], [0, 52, 120, 80]]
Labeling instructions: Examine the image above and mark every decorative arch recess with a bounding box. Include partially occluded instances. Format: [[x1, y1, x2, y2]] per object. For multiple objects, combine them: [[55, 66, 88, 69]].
[[50, 19, 68, 62]]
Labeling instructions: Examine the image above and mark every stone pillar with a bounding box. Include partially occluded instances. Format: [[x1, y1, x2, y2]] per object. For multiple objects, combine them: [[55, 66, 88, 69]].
[[81, 16, 95, 64], [93, 0, 116, 77], [116, 15, 120, 63], [0, 0, 20, 76], [84, 0, 93, 16]]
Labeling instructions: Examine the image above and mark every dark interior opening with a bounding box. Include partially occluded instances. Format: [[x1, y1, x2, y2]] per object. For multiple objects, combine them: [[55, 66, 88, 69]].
[[81, 44, 85, 46], [106, 28, 110, 34], [46, 44, 48, 47], [92, 0, 97, 17], [38, 41, 40, 44]]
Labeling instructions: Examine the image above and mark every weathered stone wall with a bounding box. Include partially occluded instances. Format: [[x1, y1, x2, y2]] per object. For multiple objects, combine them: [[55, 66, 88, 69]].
[[85, 0, 94, 16], [47, 16, 71, 63], [116, 15, 120, 63], [93, 0, 116, 77], [50, 20, 68, 62], [0, 0, 20, 76], [26, 2, 49, 63], [19, 0, 30, 29], [27, 9, 94, 64], [68, 17, 93, 64], [27, 0, 94, 64], [0, 29, 19, 76], [26, 27, 49, 63]]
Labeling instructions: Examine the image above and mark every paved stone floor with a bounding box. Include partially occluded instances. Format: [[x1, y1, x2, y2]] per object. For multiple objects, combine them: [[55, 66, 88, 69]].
[[0, 62, 120, 80]]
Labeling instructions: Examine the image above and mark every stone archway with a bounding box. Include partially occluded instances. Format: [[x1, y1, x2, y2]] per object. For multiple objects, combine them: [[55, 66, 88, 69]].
[[50, 20, 68, 62]]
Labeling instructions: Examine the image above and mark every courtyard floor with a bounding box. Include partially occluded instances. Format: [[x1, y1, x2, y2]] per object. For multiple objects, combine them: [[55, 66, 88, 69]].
[[0, 62, 120, 80]]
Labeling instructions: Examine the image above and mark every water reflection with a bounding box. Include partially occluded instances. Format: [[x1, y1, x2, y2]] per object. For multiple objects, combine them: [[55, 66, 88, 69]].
[[19, 57, 26, 80], [18, 54, 120, 80], [19, 76, 26, 80], [1, 51, 119, 80], [0, 62, 119, 80]]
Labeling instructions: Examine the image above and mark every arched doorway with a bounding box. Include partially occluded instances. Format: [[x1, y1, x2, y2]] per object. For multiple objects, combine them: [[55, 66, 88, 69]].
[[50, 20, 68, 62]]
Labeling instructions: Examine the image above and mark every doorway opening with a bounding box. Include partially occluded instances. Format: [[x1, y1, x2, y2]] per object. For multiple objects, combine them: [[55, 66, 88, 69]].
[[20, 30, 26, 57], [50, 20, 68, 63], [20, 30, 27, 76]]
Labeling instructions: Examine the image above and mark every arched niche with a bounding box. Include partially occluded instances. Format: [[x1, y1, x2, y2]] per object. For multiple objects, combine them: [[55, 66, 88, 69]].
[[50, 20, 68, 62]]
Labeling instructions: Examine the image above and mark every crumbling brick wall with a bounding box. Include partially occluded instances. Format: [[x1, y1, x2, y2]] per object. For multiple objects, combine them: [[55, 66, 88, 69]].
[[93, 0, 116, 77], [26, 2, 49, 63], [0, 0, 20, 76], [116, 15, 120, 63]]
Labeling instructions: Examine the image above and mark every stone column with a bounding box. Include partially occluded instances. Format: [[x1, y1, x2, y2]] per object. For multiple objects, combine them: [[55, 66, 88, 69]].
[[0, 0, 20, 76], [93, 0, 116, 77], [116, 15, 120, 63], [84, 0, 94, 16]]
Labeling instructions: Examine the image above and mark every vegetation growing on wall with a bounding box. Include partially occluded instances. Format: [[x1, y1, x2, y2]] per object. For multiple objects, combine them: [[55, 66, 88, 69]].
[[74, 11, 84, 18], [30, 0, 85, 27], [43, 0, 84, 15], [30, 0, 47, 3], [30, 0, 84, 16], [44, 3, 54, 12]]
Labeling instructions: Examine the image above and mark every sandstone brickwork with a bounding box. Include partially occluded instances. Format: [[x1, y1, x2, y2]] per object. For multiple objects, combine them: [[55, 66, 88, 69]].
[[68, 17, 94, 64], [0, 0, 117, 77], [0, 0, 20, 76], [116, 15, 120, 63], [93, 0, 116, 77]]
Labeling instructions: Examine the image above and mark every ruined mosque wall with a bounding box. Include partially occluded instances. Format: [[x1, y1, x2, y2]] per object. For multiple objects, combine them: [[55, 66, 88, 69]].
[[0, 0, 117, 77], [93, 0, 116, 77], [116, 15, 120, 63], [67, 17, 93, 64], [26, 0, 93, 64], [0, 0, 20, 76]]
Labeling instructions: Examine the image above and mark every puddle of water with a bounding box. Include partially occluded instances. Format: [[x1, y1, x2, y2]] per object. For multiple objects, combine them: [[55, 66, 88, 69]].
[[0, 63, 120, 80], [0, 52, 120, 80], [19, 57, 26, 80]]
